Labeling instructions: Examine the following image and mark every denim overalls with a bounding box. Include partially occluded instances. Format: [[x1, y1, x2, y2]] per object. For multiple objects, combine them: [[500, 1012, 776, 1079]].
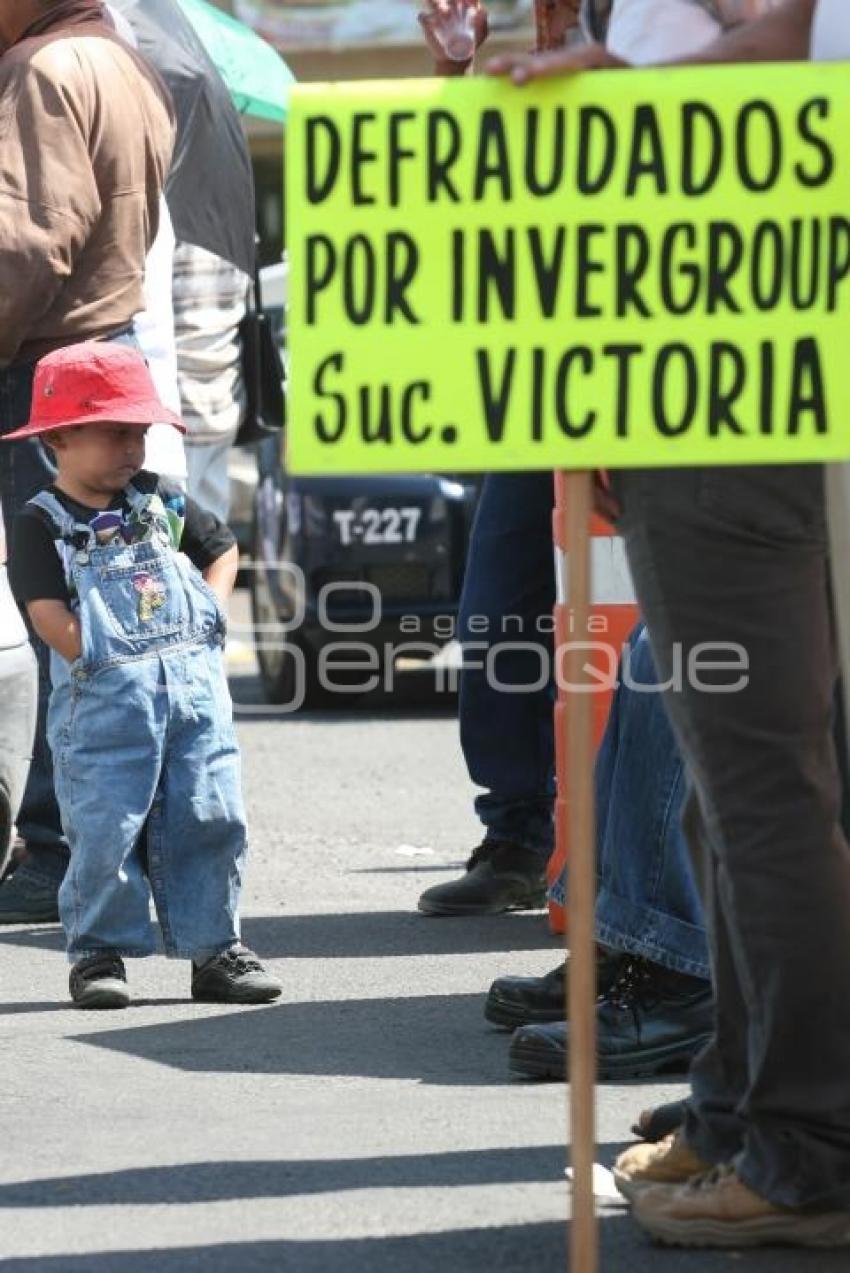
[[30, 483, 247, 963]]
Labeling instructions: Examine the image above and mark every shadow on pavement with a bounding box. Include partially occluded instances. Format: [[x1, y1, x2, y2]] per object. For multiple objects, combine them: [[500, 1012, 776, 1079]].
[[0, 927, 64, 952], [4, 1220, 848, 1273], [0, 1001, 67, 1015], [348, 864, 467, 875], [600, 1218, 850, 1273], [240, 911, 558, 960], [0, 1145, 566, 1207], [69, 993, 527, 1085], [0, 911, 557, 960], [0, 1225, 566, 1273]]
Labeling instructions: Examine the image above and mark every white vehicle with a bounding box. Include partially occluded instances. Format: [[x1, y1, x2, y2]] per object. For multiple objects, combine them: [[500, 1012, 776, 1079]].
[[0, 500, 37, 867]]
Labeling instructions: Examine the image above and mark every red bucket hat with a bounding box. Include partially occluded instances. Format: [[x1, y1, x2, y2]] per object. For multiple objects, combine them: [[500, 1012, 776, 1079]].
[[2, 342, 185, 441]]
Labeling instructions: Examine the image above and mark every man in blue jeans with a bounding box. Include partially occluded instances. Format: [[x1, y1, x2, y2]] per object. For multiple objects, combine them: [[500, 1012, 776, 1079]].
[[0, 0, 173, 921], [501, 624, 713, 1082], [418, 473, 713, 1077]]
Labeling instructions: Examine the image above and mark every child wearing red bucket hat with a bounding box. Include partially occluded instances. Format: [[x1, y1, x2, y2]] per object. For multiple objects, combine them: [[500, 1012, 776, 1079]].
[[6, 343, 281, 1009]]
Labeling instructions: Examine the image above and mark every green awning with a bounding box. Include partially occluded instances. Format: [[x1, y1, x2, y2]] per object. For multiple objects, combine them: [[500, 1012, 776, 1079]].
[[178, 0, 295, 122]]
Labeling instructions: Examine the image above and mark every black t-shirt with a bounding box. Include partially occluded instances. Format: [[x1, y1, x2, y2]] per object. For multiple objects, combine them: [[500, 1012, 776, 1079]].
[[9, 471, 235, 607]]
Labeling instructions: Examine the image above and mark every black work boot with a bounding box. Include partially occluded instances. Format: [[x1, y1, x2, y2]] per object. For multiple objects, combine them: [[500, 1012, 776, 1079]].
[[417, 841, 547, 916], [508, 957, 713, 1080], [484, 947, 627, 1029], [0, 864, 60, 924]]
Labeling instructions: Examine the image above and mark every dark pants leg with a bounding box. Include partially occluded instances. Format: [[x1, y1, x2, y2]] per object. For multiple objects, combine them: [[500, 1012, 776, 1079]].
[[458, 472, 556, 860], [613, 463, 850, 1211], [0, 363, 67, 880]]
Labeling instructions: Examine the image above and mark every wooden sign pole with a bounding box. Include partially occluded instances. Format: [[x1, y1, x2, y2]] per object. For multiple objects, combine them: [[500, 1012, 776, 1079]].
[[558, 470, 598, 1273]]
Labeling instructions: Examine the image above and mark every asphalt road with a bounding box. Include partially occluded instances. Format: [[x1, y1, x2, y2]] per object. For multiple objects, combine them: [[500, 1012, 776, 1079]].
[[0, 599, 846, 1272]]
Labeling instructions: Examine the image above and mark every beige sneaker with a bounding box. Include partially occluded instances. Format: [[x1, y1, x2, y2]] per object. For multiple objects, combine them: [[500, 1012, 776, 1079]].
[[613, 1132, 709, 1201], [633, 1164, 850, 1248]]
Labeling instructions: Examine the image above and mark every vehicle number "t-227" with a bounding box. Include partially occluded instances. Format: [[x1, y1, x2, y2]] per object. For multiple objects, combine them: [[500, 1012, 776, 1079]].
[[333, 507, 422, 546]]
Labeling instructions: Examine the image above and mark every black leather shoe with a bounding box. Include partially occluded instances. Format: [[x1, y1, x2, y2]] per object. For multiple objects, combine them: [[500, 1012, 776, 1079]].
[[484, 947, 626, 1029], [508, 957, 713, 1080], [632, 1099, 689, 1143], [417, 841, 547, 916], [0, 866, 60, 924]]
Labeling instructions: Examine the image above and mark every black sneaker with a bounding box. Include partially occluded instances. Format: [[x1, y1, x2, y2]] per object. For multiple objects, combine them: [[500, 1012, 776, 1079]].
[[484, 948, 626, 1029], [191, 945, 282, 1004], [0, 866, 60, 925], [508, 957, 713, 1080], [69, 953, 131, 1009], [417, 841, 547, 916]]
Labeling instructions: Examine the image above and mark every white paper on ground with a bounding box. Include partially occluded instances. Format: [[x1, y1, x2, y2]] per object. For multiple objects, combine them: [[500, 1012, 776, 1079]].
[[565, 1163, 627, 1204]]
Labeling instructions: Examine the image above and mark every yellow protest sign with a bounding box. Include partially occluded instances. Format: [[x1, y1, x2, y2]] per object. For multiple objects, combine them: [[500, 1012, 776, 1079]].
[[285, 67, 850, 475]]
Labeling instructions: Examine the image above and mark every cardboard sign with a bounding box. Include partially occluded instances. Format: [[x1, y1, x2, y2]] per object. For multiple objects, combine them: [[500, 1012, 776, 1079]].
[[286, 67, 850, 474]]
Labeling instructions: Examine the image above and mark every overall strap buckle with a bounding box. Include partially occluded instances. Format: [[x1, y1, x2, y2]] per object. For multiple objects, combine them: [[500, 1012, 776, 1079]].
[[27, 491, 96, 562]]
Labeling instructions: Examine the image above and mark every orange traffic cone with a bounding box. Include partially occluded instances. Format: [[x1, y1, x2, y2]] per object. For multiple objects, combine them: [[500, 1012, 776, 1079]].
[[548, 473, 640, 935]]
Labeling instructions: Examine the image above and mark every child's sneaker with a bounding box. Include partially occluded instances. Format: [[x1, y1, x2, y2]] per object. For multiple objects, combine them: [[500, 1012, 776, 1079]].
[[191, 945, 282, 1004], [69, 953, 131, 1009]]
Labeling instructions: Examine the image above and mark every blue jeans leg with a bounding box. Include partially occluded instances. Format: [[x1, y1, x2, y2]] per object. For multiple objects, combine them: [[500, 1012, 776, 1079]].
[[0, 363, 67, 877], [148, 645, 246, 960], [458, 473, 555, 860], [593, 625, 710, 980], [50, 663, 163, 960]]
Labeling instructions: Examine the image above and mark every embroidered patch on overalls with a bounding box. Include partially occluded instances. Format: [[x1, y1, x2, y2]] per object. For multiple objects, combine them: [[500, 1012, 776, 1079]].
[[133, 572, 167, 622]]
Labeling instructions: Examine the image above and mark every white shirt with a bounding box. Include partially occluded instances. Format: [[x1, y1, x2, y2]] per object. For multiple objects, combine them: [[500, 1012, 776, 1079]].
[[605, 0, 783, 64], [606, 0, 721, 63], [811, 0, 850, 61], [136, 197, 188, 483]]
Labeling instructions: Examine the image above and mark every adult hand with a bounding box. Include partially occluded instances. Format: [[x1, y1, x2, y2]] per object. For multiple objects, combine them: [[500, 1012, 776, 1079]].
[[419, 0, 489, 75], [486, 39, 626, 84], [533, 0, 581, 54]]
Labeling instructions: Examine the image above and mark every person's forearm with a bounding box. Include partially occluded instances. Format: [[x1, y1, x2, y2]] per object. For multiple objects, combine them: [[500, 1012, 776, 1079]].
[[26, 601, 82, 663], [487, 0, 816, 81], [203, 544, 238, 603], [662, 0, 816, 65]]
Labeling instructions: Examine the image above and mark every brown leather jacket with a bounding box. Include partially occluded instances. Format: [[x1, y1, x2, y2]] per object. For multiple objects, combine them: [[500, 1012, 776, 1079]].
[[0, 1, 174, 366]]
